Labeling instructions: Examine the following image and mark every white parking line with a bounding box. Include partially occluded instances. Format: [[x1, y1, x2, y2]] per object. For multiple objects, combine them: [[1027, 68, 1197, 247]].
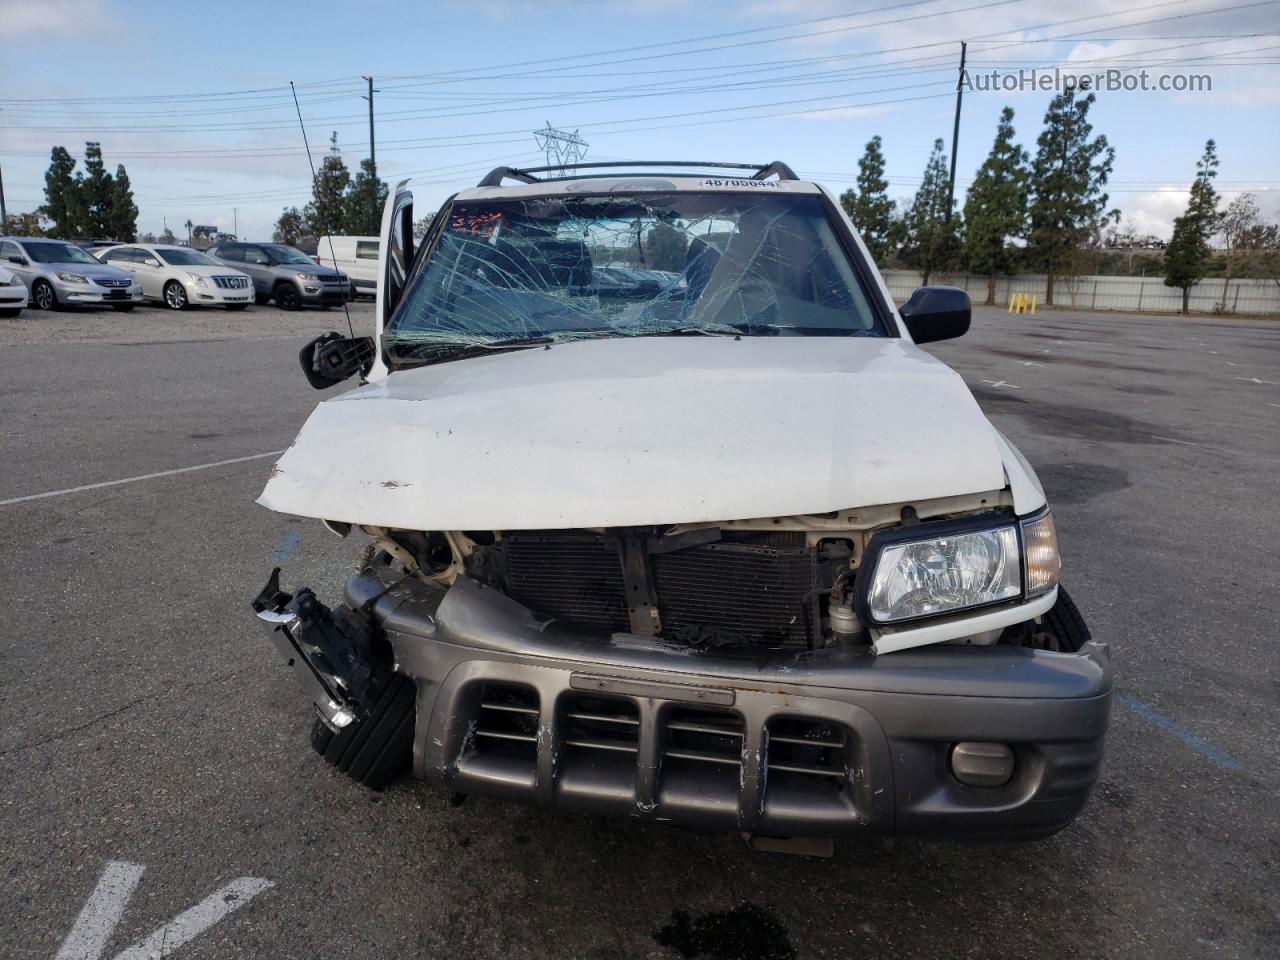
[[55, 861, 145, 960], [0, 451, 285, 507]]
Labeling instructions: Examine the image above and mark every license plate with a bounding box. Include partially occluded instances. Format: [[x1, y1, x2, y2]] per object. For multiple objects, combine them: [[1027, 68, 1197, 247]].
[[105, 290, 126, 300]]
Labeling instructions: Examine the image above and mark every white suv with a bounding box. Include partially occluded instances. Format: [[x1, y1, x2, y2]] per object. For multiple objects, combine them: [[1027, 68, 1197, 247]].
[[251, 162, 1111, 845]]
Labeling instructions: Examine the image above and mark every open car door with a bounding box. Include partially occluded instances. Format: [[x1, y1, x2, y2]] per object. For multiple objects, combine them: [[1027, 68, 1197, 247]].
[[369, 179, 414, 381]]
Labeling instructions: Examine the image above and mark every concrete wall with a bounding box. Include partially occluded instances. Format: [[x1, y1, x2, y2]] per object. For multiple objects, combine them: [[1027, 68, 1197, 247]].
[[881, 270, 1280, 315]]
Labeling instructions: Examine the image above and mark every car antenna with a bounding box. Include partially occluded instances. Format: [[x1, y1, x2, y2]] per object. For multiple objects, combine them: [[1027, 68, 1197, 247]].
[[290, 81, 357, 345]]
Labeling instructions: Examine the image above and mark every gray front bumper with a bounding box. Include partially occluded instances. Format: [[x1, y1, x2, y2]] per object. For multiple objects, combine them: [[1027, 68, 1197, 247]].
[[343, 566, 1112, 840]]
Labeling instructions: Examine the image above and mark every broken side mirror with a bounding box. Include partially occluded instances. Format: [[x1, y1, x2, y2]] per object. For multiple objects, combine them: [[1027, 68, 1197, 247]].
[[899, 285, 971, 344], [299, 332, 376, 389]]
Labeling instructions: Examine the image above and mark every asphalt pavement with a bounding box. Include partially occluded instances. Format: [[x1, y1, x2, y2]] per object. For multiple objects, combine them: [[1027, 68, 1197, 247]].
[[1, 300, 1277, 959]]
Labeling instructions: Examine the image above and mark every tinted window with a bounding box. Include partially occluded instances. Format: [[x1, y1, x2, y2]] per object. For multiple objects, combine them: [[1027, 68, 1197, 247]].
[[243, 247, 272, 265], [1, 241, 22, 261], [356, 240, 379, 260], [104, 248, 138, 263], [261, 245, 313, 265], [215, 246, 243, 262], [157, 248, 217, 266]]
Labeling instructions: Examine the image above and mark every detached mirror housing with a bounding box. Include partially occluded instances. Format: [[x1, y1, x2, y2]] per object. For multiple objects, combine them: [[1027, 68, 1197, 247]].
[[299, 332, 376, 390], [899, 285, 971, 344]]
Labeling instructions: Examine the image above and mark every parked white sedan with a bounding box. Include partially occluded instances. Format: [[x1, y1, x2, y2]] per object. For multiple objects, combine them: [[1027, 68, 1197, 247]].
[[0, 264, 30, 317], [98, 244, 253, 310]]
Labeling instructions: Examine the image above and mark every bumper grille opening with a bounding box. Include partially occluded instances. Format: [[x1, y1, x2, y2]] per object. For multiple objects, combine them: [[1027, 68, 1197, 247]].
[[765, 717, 849, 798], [558, 693, 639, 805], [660, 707, 744, 811], [473, 682, 540, 765]]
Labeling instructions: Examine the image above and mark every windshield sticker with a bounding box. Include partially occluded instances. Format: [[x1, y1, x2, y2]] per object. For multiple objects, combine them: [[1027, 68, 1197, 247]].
[[701, 178, 780, 188]]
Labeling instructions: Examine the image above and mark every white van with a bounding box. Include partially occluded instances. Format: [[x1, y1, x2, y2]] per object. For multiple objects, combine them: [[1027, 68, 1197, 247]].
[[315, 236, 378, 298]]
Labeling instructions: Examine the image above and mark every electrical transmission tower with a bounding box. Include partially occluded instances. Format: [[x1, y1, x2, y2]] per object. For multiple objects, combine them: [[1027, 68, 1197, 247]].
[[533, 122, 588, 175]]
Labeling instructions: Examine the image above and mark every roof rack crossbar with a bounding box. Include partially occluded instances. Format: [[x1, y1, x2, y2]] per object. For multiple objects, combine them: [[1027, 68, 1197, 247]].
[[476, 160, 798, 188]]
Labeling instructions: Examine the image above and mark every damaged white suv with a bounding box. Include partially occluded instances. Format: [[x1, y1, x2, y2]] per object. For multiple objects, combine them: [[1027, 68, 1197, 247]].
[[253, 161, 1111, 843]]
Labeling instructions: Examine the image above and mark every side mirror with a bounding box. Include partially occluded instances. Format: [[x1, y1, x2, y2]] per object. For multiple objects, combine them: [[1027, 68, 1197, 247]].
[[7, 255, 27, 266], [299, 332, 375, 389], [899, 285, 971, 344], [145, 258, 161, 267]]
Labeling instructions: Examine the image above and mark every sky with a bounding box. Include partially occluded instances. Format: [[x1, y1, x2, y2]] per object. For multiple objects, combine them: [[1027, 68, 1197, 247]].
[[2, 0, 1277, 244]]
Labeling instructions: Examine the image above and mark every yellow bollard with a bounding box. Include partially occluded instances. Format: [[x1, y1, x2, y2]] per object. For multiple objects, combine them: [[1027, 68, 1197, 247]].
[[1008, 293, 1016, 314], [1029, 294, 1037, 316]]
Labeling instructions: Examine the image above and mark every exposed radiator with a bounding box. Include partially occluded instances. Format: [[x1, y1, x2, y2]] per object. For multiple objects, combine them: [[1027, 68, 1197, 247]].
[[499, 532, 819, 650]]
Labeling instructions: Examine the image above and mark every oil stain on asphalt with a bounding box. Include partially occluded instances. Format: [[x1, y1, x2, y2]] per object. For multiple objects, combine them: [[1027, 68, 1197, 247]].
[[654, 903, 796, 960]]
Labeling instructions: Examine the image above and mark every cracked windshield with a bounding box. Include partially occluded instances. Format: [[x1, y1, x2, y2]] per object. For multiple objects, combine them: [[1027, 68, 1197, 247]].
[[384, 191, 883, 363]]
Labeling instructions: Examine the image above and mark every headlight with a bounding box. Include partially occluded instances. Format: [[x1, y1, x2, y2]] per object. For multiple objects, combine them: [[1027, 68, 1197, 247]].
[[296, 272, 313, 281], [186, 273, 209, 287], [859, 510, 1058, 625], [56, 272, 88, 284]]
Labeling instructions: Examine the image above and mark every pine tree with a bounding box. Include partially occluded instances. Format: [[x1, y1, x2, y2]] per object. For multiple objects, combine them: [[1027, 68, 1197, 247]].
[[343, 157, 388, 235], [962, 106, 1030, 304], [1162, 140, 1219, 314], [305, 133, 351, 239], [1027, 90, 1118, 305], [902, 138, 959, 285], [839, 135, 898, 263], [79, 142, 115, 237], [40, 147, 83, 237], [107, 164, 139, 241]]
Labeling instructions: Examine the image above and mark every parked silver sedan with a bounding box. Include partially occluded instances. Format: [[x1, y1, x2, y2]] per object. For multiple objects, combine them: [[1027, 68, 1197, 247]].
[[0, 237, 142, 311], [98, 244, 254, 310]]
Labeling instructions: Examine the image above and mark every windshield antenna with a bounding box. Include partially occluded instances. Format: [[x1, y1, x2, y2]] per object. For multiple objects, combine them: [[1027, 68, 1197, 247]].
[[290, 81, 356, 342]]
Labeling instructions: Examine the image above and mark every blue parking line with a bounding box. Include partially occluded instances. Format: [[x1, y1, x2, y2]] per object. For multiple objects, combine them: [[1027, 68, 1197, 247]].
[[1115, 692, 1243, 771], [272, 530, 302, 565]]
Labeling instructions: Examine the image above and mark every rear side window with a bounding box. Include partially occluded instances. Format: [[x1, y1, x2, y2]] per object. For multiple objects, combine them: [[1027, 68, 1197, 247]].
[[215, 246, 242, 262], [356, 240, 379, 260]]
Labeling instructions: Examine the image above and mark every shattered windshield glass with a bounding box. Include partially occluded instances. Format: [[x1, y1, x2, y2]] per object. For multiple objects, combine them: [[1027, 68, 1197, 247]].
[[385, 192, 884, 365]]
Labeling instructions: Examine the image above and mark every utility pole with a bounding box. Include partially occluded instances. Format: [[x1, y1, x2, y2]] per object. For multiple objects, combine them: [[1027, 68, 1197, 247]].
[[945, 41, 967, 223], [362, 76, 378, 230], [0, 162, 7, 229], [233, 207, 238, 239]]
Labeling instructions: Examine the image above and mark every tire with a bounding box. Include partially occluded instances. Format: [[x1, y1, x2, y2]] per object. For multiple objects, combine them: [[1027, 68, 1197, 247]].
[[1022, 586, 1092, 652], [31, 279, 57, 311], [163, 281, 189, 310], [0, 308, 20, 319], [274, 283, 302, 310], [225, 303, 249, 311], [112, 303, 135, 312], [310, 672, 416, 789]]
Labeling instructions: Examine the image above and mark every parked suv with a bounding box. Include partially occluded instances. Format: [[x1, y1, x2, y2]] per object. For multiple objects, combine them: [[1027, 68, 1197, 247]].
[[99, 243, 253, 310], [252, 162, 1111, 846], [0, 237, 141, 311], [206, 242, 349, 309]]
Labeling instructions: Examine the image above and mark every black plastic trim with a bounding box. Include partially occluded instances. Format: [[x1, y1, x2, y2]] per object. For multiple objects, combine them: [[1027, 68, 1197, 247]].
[[477, 160, 796, 187], [854, 510, 1024, 629]]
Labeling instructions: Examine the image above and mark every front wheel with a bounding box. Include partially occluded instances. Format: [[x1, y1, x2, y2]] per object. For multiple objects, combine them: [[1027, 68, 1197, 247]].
[[164, 281, 189, 310], [310, 672, 416, 789], [274, 284, 302, 310], [31, 279, 56, 311], [1006, 587, 1092, 652], [225, 303, 249, 311]]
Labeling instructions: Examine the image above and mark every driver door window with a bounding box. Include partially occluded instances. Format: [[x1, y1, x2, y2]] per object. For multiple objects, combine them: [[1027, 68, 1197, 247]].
[[244, 247, 271, 265]]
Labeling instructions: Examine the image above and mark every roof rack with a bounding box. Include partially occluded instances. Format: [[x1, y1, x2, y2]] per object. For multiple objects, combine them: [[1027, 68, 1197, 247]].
[[476, 160, 799, 188]]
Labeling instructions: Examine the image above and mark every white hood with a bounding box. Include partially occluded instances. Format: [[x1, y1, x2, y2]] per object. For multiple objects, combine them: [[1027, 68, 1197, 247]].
[[259, 336, 1008, 529]]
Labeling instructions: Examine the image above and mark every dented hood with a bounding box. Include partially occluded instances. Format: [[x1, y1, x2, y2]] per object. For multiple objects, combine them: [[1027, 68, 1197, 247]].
[[259, 336, 1007, 529]]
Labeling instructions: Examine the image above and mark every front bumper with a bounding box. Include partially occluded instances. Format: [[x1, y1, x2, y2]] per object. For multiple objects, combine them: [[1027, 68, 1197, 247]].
[[296, 280, 349, 305], [58, 281, 142, 304], [280, 563, 1113, 841]]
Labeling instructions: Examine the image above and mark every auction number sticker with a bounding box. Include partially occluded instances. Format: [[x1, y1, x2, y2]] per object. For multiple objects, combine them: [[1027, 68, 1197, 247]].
[[701, 178, 781, 188]]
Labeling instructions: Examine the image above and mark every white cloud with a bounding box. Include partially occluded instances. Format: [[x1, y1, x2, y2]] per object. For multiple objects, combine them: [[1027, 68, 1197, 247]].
[[3, 0, 108, 35]]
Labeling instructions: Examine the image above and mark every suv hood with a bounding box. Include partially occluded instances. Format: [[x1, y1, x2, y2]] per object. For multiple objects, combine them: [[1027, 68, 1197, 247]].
[[259, 336, 1007, 530], [291, 264, 344, 279]]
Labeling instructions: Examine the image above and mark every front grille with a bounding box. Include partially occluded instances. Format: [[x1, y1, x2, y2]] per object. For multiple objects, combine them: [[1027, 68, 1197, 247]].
[[212, 275, 249, 289], [93, 278, 131, 288], [500, 533, 818, 650]]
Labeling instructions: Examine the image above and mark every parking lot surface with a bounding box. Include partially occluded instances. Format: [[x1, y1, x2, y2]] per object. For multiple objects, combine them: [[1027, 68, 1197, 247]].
[[2, 301, 1277, 959]]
